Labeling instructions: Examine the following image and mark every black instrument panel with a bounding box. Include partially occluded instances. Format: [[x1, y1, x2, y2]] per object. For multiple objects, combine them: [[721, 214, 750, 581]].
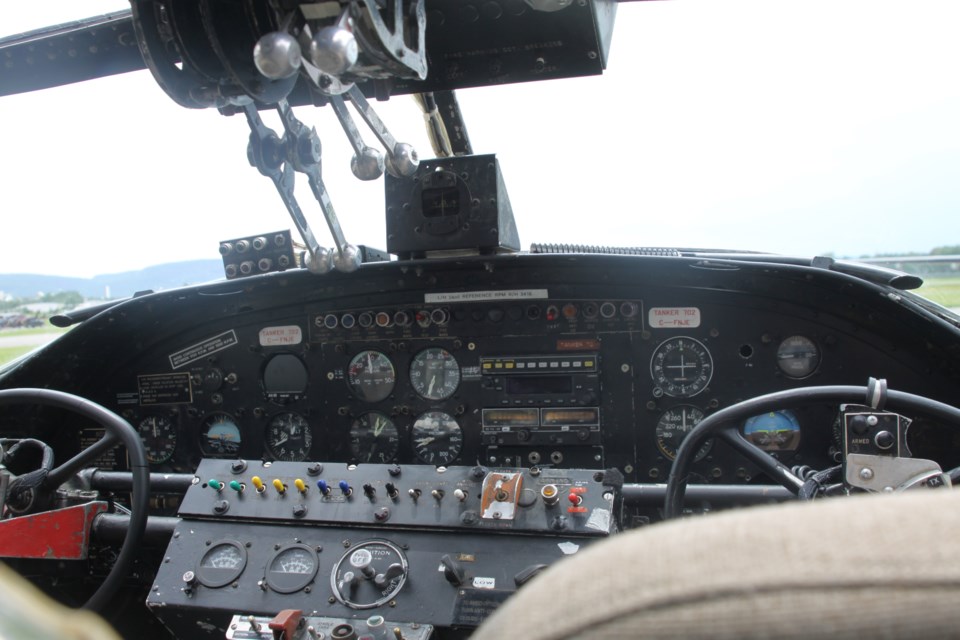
[[24, 253, 947, 487]]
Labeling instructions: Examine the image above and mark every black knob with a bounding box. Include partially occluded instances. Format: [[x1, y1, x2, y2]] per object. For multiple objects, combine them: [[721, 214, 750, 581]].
[[292, 504, 307, 518], [849, 415, 870, 435], [875, 430, 896, 450], [440, 554, 466, 587]]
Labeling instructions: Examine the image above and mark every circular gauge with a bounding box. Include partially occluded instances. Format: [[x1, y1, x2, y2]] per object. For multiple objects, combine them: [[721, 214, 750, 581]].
[[196, 540, 247, 588], [347, 350, 396, 402], [650, 337, 714, 398], [776, 335, 821, 378], [409, 347, 461, 400], [200, 413, 242, 457], [265, 543, 319, 593], [265, 412, 313, 461], [137, 415, 177, 464], [411, 411, 463, 465], [330, 540, 409, 609], [743, 410, 802, 452], [655, 405, 712, 461], [350, 412, 400, 463]]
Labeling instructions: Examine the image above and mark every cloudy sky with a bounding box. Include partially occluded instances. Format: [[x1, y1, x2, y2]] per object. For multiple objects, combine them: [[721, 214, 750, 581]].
[[2, 0, 958, 278]]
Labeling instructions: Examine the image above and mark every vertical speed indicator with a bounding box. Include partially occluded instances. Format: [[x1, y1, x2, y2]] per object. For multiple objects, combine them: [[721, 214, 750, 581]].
[[650, 337, 713, 398]]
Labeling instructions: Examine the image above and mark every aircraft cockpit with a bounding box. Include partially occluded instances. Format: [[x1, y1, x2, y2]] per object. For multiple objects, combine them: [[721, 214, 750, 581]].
[[2, 1, 960, 638]]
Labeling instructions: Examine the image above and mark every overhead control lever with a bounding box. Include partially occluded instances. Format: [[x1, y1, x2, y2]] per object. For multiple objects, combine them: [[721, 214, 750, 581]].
[[243, 100, 361, 274]]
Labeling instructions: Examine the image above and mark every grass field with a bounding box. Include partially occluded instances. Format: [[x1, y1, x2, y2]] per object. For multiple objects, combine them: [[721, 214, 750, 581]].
[[0, 326, 69, 367], [914, 276, 960, 309], [0, 346, 34, 367]]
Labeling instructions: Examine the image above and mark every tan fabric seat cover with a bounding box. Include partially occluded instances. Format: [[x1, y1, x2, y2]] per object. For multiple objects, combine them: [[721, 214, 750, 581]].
[[472, 490, 960, 639]]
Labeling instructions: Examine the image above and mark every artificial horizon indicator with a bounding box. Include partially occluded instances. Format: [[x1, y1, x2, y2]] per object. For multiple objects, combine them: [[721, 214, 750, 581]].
[[200, 413, 242, 457]]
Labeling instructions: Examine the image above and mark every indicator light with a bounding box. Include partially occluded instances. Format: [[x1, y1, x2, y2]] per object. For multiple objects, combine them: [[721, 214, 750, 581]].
[[561, 303, 578, 319], [541, 484, 560, 506], [273, 479, 286, 494], [208, 479, 224, 491], [229, 480, 244, 493], [251, 476, 265, 492], [294, 478, 307, 493]]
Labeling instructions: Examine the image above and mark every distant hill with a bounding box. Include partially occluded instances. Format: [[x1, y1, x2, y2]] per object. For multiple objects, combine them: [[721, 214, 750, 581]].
[[0, 259, 224, 300]]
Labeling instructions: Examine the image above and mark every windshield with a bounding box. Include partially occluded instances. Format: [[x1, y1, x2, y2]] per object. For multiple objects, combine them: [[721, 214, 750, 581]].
[[1, 1, 958, 299]]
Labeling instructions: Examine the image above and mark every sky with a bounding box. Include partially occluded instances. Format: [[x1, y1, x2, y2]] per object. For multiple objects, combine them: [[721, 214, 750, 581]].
[[1, 0, 958, 279]]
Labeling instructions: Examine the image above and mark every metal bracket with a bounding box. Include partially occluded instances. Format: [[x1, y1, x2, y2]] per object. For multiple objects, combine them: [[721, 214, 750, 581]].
[[846, 453, 950, 492]]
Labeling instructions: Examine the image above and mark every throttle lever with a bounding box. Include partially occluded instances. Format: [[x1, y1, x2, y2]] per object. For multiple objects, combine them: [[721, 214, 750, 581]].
[[276, 100, 361, 273], [244, 103, 328, 272]]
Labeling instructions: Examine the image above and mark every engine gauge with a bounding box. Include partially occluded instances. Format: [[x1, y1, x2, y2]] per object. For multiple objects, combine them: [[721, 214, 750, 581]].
[[350, 412, 400, 463], [409, 347, 461, 400], [265, 412, 313, 461], [200, 413, 242, 457], [347, 350, 396, 402], [650, 337, 713, 398], [776, 335, 820, 378], [411, 411, 463, 465], [743, 410, 802, 452], [655, 405, 712, 461], [137, 414, 177, 464], [196, 540, 247, 588], [265, 543, 319, 593], [330, 540, 409, 609]]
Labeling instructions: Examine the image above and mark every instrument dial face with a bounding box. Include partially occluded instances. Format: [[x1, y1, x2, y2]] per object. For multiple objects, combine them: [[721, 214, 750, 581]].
[[197, 540, 247, 588], [200, 413, 242, 457], [265, 412, 313, 461], [137, 415, 177, 464], [350, 412, 400, 463], [411, 411, 463, 465], [656, 405, 712, 461], [409, 347, 461, 400], [266, 544, 319, 594], [776, 335, 821, 378], [650, 337, 714, 398], [743, 410, 802, 452], [331, 540, 409, 609], [347, 350, 396, 402]]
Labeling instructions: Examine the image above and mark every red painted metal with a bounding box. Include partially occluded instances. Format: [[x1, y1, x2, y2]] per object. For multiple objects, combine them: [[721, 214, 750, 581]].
[[0, 502, 108, 560]]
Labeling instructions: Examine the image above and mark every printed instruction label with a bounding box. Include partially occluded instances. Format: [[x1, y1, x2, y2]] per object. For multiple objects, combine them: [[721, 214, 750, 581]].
[[259, 325, 302, 347], [169, 330, 238, 369], [138, 372, 193, 405], [424, 289, 548, 304], [648, 307, 701, 329]]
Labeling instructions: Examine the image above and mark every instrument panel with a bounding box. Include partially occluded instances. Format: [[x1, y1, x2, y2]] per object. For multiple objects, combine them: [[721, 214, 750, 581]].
[[46, 253, 945, 489], [8, 254, 956, 489]]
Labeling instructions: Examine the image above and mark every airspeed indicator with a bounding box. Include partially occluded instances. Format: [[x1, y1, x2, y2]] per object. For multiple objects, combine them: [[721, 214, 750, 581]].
[[655, 405, 712, 461]]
